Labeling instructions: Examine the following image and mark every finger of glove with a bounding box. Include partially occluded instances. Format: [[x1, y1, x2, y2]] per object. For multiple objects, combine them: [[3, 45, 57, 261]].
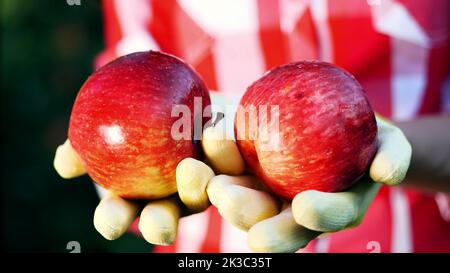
[[292, 177, 381, 232], [139, 197, 180, 246], [176, 158, 215, 213], [370, 116, 412, 186], [202, 118, 245, 175], [93, 193, 140, 240], [54, 139, 86, 179], [248, 208, 321, 253], [207, 175, 280, 231]]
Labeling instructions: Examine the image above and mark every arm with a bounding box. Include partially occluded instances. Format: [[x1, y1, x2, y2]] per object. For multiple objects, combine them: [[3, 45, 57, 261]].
[[396, 114, 450, 193]]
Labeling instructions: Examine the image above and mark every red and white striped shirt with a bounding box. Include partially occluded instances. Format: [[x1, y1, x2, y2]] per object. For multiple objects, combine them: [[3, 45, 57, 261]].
[[97, 0, 450, 252]]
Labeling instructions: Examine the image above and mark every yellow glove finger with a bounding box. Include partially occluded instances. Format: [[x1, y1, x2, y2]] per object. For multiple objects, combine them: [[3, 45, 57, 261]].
[[292, 176, 381, 232], [248, 207, 321, 253], [53, 139, 86, 179], [207, 175, 280, 231], [176, 158, 215, 213], [93, 193, 140, 240], [202, 118, 245, 175], [370, 116, 412, 186], [138, 197, 180, 246]]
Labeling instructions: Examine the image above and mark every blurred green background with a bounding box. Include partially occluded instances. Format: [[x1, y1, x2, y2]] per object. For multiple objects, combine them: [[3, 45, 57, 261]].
[[1, 0, 152, 252]]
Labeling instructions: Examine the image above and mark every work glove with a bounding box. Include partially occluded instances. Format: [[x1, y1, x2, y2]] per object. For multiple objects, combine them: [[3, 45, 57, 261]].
[[53, 93, 243, 246], [54, 137, 215, 244], [202, 114, 412, 252]]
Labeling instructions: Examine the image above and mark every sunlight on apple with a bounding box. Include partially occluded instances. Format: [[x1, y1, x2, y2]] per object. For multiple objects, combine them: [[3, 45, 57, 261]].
[[99, 124, 125, 146]]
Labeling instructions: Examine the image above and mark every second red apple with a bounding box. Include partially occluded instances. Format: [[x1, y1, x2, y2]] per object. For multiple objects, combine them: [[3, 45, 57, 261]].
[[235, 61, 378, 200]]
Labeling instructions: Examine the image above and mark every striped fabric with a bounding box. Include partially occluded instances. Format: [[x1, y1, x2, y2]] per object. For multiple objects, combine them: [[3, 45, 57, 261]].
[[97, 0, 450, 253]]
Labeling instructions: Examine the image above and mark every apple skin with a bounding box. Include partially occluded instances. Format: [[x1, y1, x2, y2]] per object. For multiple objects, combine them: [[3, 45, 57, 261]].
[[69, 51, 211, 199], [235, 61, 377, 200]]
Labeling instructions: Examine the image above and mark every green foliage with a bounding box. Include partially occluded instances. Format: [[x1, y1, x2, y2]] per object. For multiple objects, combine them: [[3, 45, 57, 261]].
[[1, 0, 152, 252]]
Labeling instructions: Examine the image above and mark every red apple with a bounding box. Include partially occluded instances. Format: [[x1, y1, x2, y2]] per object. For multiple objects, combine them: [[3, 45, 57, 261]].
[[235, 61, 377, 200], [69, 51, 211, 199]]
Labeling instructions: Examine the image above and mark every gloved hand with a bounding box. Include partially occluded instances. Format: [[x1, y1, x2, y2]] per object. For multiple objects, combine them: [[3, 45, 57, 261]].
[[54, 91, 245, 245], [53, 138, 222, 245], [203, 115, 412, 252]]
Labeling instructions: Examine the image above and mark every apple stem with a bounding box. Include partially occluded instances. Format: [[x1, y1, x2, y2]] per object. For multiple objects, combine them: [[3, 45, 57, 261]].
[[212, 112, 225, 127]]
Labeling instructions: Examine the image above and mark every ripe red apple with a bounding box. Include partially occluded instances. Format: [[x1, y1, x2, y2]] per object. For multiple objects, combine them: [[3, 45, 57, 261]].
[[69, 51, 211, 199], [235, 61, 377, 200]]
